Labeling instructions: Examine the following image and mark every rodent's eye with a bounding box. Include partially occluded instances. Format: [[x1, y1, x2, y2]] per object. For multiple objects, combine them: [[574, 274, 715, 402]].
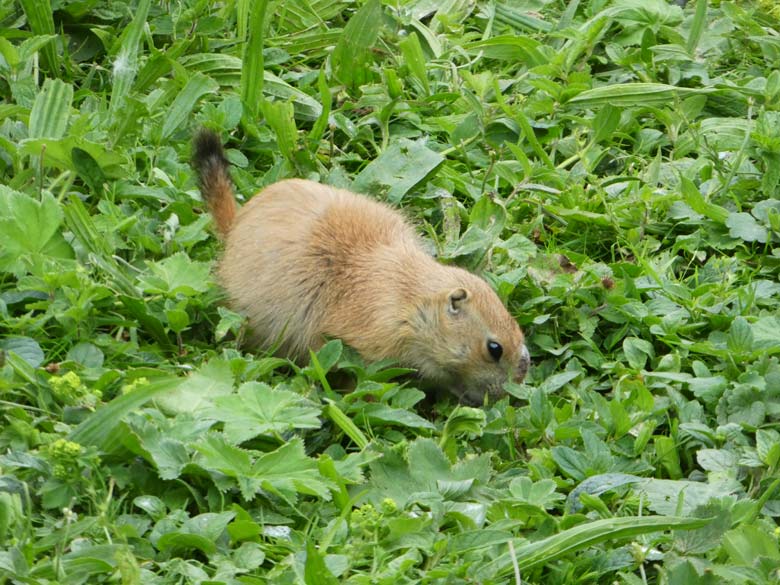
[[487, 340, 503, 361]]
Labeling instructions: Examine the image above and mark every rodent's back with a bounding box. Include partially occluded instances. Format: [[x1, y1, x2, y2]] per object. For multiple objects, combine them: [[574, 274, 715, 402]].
[[219, 178, 422, 359]]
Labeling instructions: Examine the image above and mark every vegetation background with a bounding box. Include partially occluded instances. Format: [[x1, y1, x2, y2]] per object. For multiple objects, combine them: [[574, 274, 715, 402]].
[[1, 0, 780, 583]]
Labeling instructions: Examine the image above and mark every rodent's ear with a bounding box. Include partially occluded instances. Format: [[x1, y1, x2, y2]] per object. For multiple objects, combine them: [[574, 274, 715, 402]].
[[447, 288, 470, 315]]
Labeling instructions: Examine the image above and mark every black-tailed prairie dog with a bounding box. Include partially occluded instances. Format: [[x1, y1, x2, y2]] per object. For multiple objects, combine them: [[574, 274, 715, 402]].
[[192, 129, 530, 404]]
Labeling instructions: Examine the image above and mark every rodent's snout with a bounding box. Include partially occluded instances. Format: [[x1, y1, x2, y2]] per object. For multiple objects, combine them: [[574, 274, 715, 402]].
[[514, 345, 531, 383]]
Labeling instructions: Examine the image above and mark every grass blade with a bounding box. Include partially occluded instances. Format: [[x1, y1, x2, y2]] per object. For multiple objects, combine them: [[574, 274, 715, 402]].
[[479, 515, 711, 577], [260, 99, 297, 163], [28, 78, 73, 140], [241, 0, 269, 118], [70, 377, 181, 452], [331, 0, 382, 90], [324, 401, 369, 449], [161, 73, 219, 139], [308, 68, 332, 150], [399, 32, 430, 95], [687, 0, 708, 55], [569, 83, 712, 106], [108, 0, 151, 126], [17, 0, 58, 73]]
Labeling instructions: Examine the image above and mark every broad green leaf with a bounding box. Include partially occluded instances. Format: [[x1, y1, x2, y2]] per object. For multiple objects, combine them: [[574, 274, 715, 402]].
[[138, 253, 212, 296], [154, 359, 235, 416], [19, 137, 126, 174], [441, 407, 486, 444], [638, 478, 727, 515], [569, 83, 711, 106], [0, 187, 73, 273], [194, 435, 331, 500], [261, 99, 297, 163], [213, 382, 322, 443], [399, 32, 430, 94], [509, 477, 565, 509], [362, 438, 491, 508], [756, 429, 780, 468], [358, 403, 436, 431], [66, 342, 104, 368], [722, 524, 780, 564], [726, 212, 768, 243], [623, 337, 655, 369], [679, 176, 729, 224], [592, 104, 621, 144], [331, 0, 382, 89], [156, 532, 216, 556], [28, 78, 72, 140], [0, 337, 44, 368], [352, 138, 444, 203], [71, 147, 107, 196], [304, 540, 340, 585], [726, 317, 754, 354], [156, 512, 235, 555], [463, 36, 548, 66], [566, 473, 643, 512], [448, 529, 514, 554]]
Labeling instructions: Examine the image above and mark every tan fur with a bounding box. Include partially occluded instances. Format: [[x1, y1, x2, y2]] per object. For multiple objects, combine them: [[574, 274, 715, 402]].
[[193, 132, 530, 404]]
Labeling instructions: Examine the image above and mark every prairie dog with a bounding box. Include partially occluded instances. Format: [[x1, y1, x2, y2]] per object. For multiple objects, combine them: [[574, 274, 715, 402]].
[[192, 130, 530, 404]]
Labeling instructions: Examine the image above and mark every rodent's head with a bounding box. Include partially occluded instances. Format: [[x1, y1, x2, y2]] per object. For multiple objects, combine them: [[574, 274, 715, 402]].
[[405, 273, 530, 405]]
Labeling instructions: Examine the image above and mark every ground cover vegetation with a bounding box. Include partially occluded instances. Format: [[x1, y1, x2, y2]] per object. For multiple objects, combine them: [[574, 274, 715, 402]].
[[1, 0, 780, 582]]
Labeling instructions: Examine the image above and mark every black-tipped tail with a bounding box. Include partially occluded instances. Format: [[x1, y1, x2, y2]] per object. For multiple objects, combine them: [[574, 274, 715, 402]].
[[191, 129, 236, 238]]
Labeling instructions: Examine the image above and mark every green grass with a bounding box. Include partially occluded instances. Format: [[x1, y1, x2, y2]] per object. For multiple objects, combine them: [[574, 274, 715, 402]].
[[2, 0, 780, 583]]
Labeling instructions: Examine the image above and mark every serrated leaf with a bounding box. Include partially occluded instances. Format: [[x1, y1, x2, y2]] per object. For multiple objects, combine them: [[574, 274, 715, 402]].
[[138, 253, 212, 296], [509, 477, 564, 509], [726, 212, 768, 243], [194, 435, 330, 500], [756, 429, 780, 468], [213, 382, 322, 443], [0, 187, 74, 273], [154, 359, 234, 415], [551, 446, 590, 481]]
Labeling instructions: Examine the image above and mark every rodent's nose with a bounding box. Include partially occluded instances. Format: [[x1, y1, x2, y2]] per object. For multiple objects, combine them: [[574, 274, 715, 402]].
[[514, 345, 531, 383]]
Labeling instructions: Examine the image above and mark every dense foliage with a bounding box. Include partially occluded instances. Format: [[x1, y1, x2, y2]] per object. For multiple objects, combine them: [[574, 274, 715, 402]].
[[2, 0, 780, 583]]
